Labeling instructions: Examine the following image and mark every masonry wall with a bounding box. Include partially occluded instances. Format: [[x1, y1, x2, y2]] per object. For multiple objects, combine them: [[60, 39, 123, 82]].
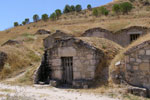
[[46, 40, 103, 85], [43, 32, 72, 49], [82, 30, 115, 43], [114, 28, 148, 47], [125, 46, 150, 89]]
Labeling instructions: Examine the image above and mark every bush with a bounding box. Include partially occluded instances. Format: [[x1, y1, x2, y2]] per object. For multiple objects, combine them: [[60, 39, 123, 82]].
[[63, 5, 72, 13], [50, 13, 57, 21], [120, 2, 133, 14], [55, 9, 62, 19], [71, 5, 76, 12], [42, 14, 49, 21], [112, 4, 120, 15], [22, 21, 26, 25], [33, 14, 40, 22], [92, 8, 99, 17], [25, 18, 30, 24], [14, 22, 19, 27], [87, 4, 92, 10], [99, 6, 109, 16], [75, 4, 82, 12]]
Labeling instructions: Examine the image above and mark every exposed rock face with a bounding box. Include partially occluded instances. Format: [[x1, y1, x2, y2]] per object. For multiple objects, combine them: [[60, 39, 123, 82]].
[[0, 52, 7, 71], [35, 29, 51, 35], [1, 40, 22, 46]]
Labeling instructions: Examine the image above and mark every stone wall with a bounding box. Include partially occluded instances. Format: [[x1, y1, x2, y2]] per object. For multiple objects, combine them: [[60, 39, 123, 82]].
[[124, 46, 150, 89], [46, 39, 103, 87], [43, 31, 73, 49], [114, 27, 148, 47], [82, 28, 115, 43]]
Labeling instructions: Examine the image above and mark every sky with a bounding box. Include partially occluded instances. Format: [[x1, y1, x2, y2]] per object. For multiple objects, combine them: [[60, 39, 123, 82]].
[[0, 0, 112, 31]]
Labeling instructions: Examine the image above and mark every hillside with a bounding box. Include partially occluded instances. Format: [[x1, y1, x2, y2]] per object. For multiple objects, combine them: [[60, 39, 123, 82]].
[[0, 0, 150, 99]]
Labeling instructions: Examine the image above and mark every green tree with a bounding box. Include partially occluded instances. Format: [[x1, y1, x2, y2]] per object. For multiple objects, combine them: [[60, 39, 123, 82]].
[[50, 13, 57, 21], [112, 4, 120, 15], [99, 6, 109, 16], [75, 4, 82, 12], [14, 22, 19, 27], [42, 14, 49, 21], [33, 14, 40, 22], [25, 18, 30, 24], [63, 5, 71, 13], [22, 21, 26, 25], [71, 5, 76, 12], [92, 8, 99, 17], [55, 9, 62, 19], [87, 4, 92, 10], [120, 2, 133, 14]]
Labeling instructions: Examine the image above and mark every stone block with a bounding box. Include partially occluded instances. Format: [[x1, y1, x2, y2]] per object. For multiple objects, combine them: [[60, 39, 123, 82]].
[[58, 47, 76, 57], [50, 80, 58, 87], [146, 50, 150, 55], [136, 59, 142, 63], [139, 50, 145, 55], [143, 59, 149, 63], [87, 54, 93, 59], [126, 64, 131, 70], [74, 72, 81, 79], [139, 63, 149, 71], [83, 85, 88, 89], [133, 66, 138, 70], [130, 58, 135, 62], [127, 86, 147, 97], [90, 60, 96, 65], [52, 59, 61, 66]]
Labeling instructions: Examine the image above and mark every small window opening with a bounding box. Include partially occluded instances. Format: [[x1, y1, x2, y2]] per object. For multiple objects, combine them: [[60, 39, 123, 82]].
[[130, 34, 140, 42]]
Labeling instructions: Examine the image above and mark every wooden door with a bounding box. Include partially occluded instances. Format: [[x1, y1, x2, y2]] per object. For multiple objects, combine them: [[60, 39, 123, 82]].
[[61, 57, 73, 85]]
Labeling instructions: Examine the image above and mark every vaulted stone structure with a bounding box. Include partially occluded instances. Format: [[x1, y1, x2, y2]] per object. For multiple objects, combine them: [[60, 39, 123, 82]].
[[82, 27, 114, 42], [35, 35, 122, 88], [114, 26, 150, 47], [43, 30, 74, 49]]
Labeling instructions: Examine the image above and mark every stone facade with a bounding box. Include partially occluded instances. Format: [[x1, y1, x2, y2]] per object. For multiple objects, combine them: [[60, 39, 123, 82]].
[[114, 26, 149, 47], [111, 40, 150, 97], [124, 43, 150, 89], [82, 26, 150, 47], [43, 30, 73, 49], [82, 27, 114, 42], [45, 38, 103, 87]]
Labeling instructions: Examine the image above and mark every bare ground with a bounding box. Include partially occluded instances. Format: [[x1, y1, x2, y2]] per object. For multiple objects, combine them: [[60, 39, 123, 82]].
[[0, 83, 119, 100]]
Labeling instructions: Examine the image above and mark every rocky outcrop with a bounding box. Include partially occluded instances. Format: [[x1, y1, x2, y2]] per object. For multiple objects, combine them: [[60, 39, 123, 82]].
[[35, 29, 51, 35], [1, 40, 22, 46], [0, 52, 7, 71]]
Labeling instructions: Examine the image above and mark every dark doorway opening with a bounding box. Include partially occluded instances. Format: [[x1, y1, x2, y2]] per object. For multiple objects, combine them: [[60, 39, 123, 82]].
[[130, 34, 140, 42], [61, 57, 73, 85]]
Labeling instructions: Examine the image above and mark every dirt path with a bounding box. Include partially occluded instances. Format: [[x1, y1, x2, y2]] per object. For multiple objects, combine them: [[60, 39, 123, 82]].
[[0, 83, 119, 100]]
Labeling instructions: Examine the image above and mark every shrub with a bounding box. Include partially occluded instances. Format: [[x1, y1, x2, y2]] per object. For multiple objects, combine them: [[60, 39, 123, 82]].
[[71, 5, 76, 12], [63, 5, 72, 13], [99, 6, 109, 16], [25, 18, 30, 24], [112, 4, 120, 15], [33, 14, 40, 22], [42, 14, 49, 21], [14, 22, 19, 27], [22, 21, 26, 25], [75, 4, 82, 12], [50, 13, 57, 21], [55, 9, 62, 19], [92, 8, 99, 17], [87, 4, 92, 10], [120, 2, 133, 14]]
